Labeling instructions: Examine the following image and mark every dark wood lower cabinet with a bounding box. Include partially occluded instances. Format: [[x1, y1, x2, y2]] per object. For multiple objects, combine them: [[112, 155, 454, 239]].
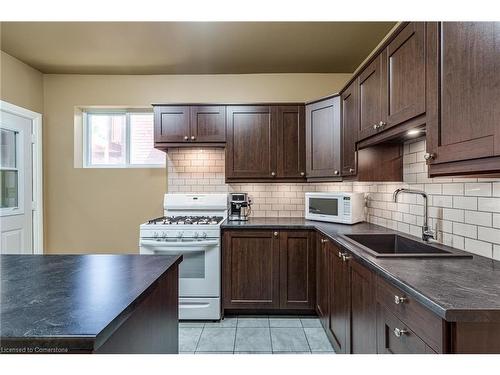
[[223, 230, 315, 312], [349, 257, 377, 354], [223, 230, 280, 310], [279, 231, 315, 310], [328, 242, 349, 353], [316, 236, 330, 328], [376, 304, 436, 354]]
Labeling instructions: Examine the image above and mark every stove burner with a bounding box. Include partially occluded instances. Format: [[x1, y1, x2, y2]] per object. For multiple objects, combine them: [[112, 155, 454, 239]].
[[147, 216, 223, 225]]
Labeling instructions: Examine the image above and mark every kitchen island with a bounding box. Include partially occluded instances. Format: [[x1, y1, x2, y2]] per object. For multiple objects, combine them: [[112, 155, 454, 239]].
[[0, 254, 182, 354]]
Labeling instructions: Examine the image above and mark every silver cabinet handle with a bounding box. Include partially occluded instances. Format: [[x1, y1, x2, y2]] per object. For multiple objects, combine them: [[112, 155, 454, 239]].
[[379, 121, 386, 128], [393, 327, 408, 338], [320, 238, 328, 244], [394, 295, 407, 305], [273, 231, 279, 238], [342, 253, 351, 262], [337, 251, 343, 259], [424, 153, 436, 160], [334, 170, 339, 175], [271, 171, 276, 177], [300, 172, 305, 177], [191, 135, 196, 140], [184, 135, 189, 140], [349, 168, 355, 173], [373, 124, 379, 130]]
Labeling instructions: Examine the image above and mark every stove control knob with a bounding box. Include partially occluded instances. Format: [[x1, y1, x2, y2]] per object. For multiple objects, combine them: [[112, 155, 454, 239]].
[[177, 232, 183, 238], [194, 232, 199, 238], [153, 232, 159, 238], [201, 232, 207, 239]]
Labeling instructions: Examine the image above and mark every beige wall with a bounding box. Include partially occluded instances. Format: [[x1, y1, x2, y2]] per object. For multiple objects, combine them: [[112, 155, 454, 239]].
[[43, 73, 351, 254], [0, 51, 44, 113]]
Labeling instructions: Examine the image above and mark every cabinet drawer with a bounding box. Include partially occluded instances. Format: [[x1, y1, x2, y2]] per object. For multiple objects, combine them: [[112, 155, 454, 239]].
[[376, 276, 444, 352], [377, 304, 436, 354]]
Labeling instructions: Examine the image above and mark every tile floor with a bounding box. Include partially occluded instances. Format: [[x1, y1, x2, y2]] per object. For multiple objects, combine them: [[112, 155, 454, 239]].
[[179, 315, 335, 354]]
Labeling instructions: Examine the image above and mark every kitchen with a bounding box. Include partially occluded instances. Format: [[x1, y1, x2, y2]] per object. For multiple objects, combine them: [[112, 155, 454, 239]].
[[1, 3, 500, 372]]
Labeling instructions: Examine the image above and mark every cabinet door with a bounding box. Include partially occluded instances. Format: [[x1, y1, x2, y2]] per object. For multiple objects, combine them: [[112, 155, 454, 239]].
[[279, 231, 315, 310], [426, 22, 500, 166], [226, 106, 277, 179], [277, 105, 306, 179], [348, 258, 376, 354], [190, 105, 226, 142], [341, 80, 359, 176], [383, 22, 426, 128], [316, 236, 329, 328], [328, 242, 349, 354], [306, 97, 341, 178], [358, 54, 384, 140], [223, 230, 280, 309], [376, 304, 435, 354], [153, 106, 190, 143]]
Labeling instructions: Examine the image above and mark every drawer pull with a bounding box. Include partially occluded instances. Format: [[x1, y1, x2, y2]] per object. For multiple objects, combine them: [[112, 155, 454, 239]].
[[393, 327, 408, 338], [342, 253, 351, 262], [394, 295, 407, 305], [320, 238, 328, 244], [337, 251, 343, 259]]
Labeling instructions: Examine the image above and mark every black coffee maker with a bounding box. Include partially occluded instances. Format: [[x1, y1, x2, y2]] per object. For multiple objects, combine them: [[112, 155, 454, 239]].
[[228, 193, 252, 221]]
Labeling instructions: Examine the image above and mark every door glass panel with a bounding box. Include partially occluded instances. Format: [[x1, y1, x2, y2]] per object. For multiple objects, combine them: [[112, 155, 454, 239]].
[[179, 251, 206, 279], [1, 129, 17, 168], [0, 170, 18, 208], [0, 128, 19, 209]]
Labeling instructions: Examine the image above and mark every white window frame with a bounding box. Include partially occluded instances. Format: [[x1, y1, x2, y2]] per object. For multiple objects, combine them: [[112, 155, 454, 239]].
[[83, 109, 165, 168]]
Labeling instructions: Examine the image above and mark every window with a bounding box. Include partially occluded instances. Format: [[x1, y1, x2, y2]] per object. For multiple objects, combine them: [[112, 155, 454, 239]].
[[84, 110, 165, 167]]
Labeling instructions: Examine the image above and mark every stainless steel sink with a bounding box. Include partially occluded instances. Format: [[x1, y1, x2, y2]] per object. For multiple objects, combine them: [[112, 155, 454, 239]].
[[340, 233, 472, 258]]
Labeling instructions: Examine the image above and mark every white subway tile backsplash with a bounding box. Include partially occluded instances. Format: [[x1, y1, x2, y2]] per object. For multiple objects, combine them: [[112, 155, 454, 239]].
[[493, 214, 500, 229], [453, 196, 478, 210], [478, 227, 500, 245], [167, 142, 500, 260], [464, 211, 492, 227], [465, 183, 492, 197], [442, 183, 464, 195], [478, 198, 500, 213], [464, 238, 493, 258], [453, 222, 477, 239]]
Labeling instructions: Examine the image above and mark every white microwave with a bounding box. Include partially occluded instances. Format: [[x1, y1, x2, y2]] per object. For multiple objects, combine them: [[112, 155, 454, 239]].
[[305, 192, 365, 224]]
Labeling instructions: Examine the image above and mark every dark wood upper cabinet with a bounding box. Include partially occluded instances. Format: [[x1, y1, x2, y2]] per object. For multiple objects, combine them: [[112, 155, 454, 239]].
[[306, 96, 341, 179], [383, 22, 426, 128], [279, 231, 315, 310], [426, 22, 500, 176], [358, 54, 384, 141], [226, 104, 306, 182], [277, 105, 306, 179], [223, 230, 280, 310], [153, 105, 190, 143], [153, 105, 226, 147], [190, 105, 226, 142], [341, 80, 359, 176], [226, 105, 277, 180]]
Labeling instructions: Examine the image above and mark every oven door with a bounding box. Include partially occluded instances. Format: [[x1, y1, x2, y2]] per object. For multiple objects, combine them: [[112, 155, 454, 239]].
[[139, 238, 220, 298]]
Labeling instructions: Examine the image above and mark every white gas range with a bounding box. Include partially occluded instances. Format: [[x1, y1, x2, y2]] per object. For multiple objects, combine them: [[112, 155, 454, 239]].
[[139, 193, 227, 320]]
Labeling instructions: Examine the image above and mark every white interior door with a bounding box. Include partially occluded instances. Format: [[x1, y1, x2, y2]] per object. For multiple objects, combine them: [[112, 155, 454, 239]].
[[0, 110, 33, 254]]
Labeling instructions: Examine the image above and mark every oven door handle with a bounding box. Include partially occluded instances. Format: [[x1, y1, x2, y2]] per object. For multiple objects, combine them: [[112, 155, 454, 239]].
[[140, 239, 219, 249]]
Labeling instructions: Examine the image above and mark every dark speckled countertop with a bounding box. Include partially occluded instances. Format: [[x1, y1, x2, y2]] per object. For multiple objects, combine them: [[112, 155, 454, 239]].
[[222, 218, 500, 323], [0, 254, 181, 352]]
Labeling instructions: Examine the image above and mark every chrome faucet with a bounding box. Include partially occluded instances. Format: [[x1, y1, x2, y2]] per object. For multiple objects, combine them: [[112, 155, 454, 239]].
[[393, 188, 435, 242]]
